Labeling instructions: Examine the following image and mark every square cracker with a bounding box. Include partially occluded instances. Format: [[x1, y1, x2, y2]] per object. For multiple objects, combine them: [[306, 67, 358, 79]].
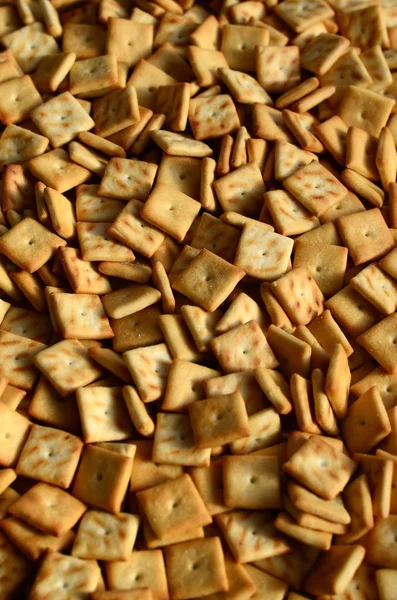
[[77, 222, 135, 263], [256, 45, 301, 93], [16, 424, 83, 488], [189, 94, 240, 140], [93, 86, 140, 138], [76, 184, 125, 222], [32, 52, 76, 93], [213, 162, 266, 218], [0, 76, 42, 125], [9, 482, 86, 537], [234, 223, 293, 281], [275, 0, 334, 33], [293, 241, 348, 298], [188, 391, 249, 448], [72, 510, 139, 561], [51, 292, 113, 340], [27, 376, 80, 435], [0, 217, 66, 273], [338, 85, 395, 138], [63, 23, 106, 59], [106, 549, 169, 600], [265, 189, 319, 237], [270, 266, 324, 326], [59, 247, 111, 295], [72, 444, 132, 513], [211, 320, 279, 373], [111, 306, 163, 354], [140, 183, 201, 243], [0, 124, 48, 169], [150, 130, 212, 157], [123, 343, 172, 403], [30, 92, 94, 148], [29, 551, 100, 600], [216, 510, 290, 563], [106, 18, 153, 67], [357, 313, 397, 374], [301, 33, 350, 76], [337, 208, 395, 266], [108, 199, 165, 258], [180, 305, 221, 353], [325, 284, 381, 339], [156, 83, 190, 132], [0, 329, 46, 390], [0, 402, 31, 467], [274, 511, 332, 550], [350, 263, 397, 315], [2, 22, 59, 73], [152, 412, 211, 467], [77, 386, 133, 443], [162, 359, 220, 413], [137, 474, 211, 539], [218, 67, 272, 105], [283, 435, 356, 500], [288, 482, 350, 525], [165, 538, 228, 600], [28, 148, 91, 193], [304, 545, 366, 596], [33, 338, 102, 397], [127, 59, 177, 111], [283, 160, 348, 218], [221, 24, 269, 72], [98, 158, 157, 201], [0, 530, 30, 599], [223, 455, 281, 510], [172, 248, 245, 312]]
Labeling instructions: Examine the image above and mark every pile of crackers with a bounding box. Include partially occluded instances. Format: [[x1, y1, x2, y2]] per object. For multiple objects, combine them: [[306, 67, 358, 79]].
[[1, 0, 397, 598]]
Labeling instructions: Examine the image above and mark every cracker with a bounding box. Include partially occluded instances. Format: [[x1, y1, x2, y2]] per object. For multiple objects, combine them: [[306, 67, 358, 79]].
[[293, 241, 348, 299], [98, 158, 157, 201], [337, 207, 394, 265], [78, 131, 125, 158], [218, 67, 272, 105], [155, 83, 190, 132], [137, 474, 211, 539], [73, 444, 132, 513], [270, 266, 324, 326], [63, 23, 106, 58], [0, 124, 48, 169], [172, 248, 245, 312], [128, 59, 177, 111], [9, 482, 86, 537], [215, 510, 290, 563], [234, 223, 293, 281], [151, 130, 212, 158], [140, 183, 201, 243], [106, 549, 169, 600], [108, 199, 165, 259], [323, 343, 351, 421], [255, 367, 292, 415], [252, 104, 294, 143], [59, 247, 111, 295], [180, 305, 222, 353], [0, 75, 42, 125], [224, 454, 281, 510], [165, 537, 228, 599], [129, 439, 182, 493], [33, 338, 101, 397], [2, 22, 59, 73], [152, 412, 211, 467], [51, 292, 113, 339], [257, 45, 301, 93], [304, 545, 366, 596], [28, 148, 91, 193], [339, 85, 395, 138], [288, 482, 350, 526], [27, 376, 80, 434], [99, 261, 152, 284], [102, 284, 160, 320], [29, 551, 100, 600], [275, 0, 334, 33], [213, 162, 265, 218], [106, 18, 153, 67], [157, 313, 201, 362], [69, 54, 119, 97], [221, 24, 269, 71], [284, 435, 356, 500], [72, 510, 139, 561], [274, 511, 332, 550], [350, 263, 397, 315], [123, 343, 172, 403], [244, 565, 288, 600], [77, 222, 135, 262], [108, 106, 153, 151], [301, 33, 350, 76], [30, 91, 94, 148], [189, 94, 240, 140], [16, 424, 82, 488], [357, 313, 397, 374], [230, 407, 281, 454], [216, 292, 267, 334], [162, 359, 219, 413], [111, 306, 163, 353], [211, 320, 278, 373], [325, 285, 381, 339], [93, 86, 140, 138], [77, 385, 133, 443]]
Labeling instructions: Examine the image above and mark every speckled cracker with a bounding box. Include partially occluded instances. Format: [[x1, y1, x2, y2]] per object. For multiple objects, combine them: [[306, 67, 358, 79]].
[[51, 292, 113, 339], [72, 510, 139, 561], [0, 329, 46, 390], [213, 162, 266, 218], [283, 435, 356, 500], [189, 94, 240, 140], [123, 343, 172, 403], [98, 158, 157, 201], [153, 412, 211, 467], [28, 148, 91, 193], [30, 92, 94, 148], [77, 222, 135, 263], [219, 67, 272, 105], [16, 424, 83, 488], [2, 22, 59, 73], [0, 124, 48, 169], [93, 86, 140, 138], [106, 549, 169, 599], [33, 338, 102, 397], [270, 267, 324, 326]]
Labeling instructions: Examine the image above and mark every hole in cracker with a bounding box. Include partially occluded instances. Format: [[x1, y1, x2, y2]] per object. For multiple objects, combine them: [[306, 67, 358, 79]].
[[359, 420, 366, 426], [191, 563, 199, 570], [250, 476, 258, 484], [393, 338, 397, 345], [4, 433, 9, 439], [135, 574, 143, 582], [28, 240, 35, 245], [316, 266, 321, 272], [96, 473, 103, 482], [172, 500, 180, 509]]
